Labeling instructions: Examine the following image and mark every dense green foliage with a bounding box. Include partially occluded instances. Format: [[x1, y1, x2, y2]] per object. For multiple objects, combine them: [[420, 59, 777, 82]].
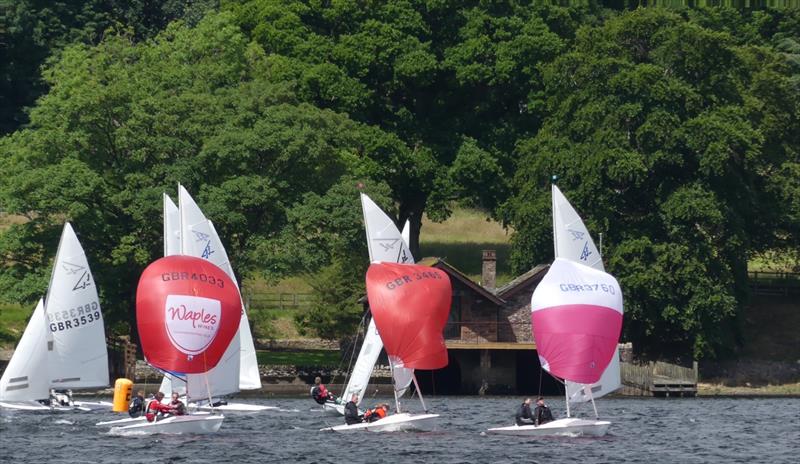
[[1, 2, 797, 359]]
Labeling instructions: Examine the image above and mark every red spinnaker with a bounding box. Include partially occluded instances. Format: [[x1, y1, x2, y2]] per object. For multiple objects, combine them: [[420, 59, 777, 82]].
[[136, 255, 241, 374], [366, 262, 451, 370]]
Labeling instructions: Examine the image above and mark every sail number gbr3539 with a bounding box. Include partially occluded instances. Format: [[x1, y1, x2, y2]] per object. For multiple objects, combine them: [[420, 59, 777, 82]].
[[48, 301, 101, 332]]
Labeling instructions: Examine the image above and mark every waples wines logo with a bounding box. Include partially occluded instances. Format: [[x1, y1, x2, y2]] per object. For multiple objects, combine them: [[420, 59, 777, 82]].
[[164, 295, 221, 357]]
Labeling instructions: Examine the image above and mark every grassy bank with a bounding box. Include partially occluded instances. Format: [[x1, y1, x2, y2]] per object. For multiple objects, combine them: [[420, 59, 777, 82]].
[[0, 302, 30, 346], [256, 350, 340, 367], [697, 382, 800, 396]]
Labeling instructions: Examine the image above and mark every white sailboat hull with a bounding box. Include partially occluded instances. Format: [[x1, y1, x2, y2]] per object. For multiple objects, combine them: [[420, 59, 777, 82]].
[[0, 401, 52, 411], [321, 413, 438, 433], [73, 400, 113, 411], [0, 401, 92, 412], [322, 402, 345, 416], [96, 411, 212, 427], [108, 414, 224, 435], [193, 402, 277, 412], [487, 418, 611, 437]]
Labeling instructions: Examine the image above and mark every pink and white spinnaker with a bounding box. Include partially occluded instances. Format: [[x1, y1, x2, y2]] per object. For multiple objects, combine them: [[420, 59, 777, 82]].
[[531, 257, 623, 385]]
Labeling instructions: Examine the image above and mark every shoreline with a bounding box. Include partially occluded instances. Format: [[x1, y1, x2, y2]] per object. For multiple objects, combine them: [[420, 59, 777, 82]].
[[71, 382, 800, 399]]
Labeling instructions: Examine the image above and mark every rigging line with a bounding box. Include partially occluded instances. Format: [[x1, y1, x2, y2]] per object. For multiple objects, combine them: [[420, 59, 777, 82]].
[[338, 311, 367, 396]]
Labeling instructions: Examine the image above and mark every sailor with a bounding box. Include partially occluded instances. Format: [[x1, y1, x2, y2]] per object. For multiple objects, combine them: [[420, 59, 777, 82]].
[[50, 388, 73, 407], [534, 397, 554, 426], [344, 393, 362, 425], [311, 376, 337, 405], [128, 390, 146, 418], [169, 392, 186, 416], [363, 403, 389, 423], [145, 392, 175, 422], [515, 397, 535, 426]]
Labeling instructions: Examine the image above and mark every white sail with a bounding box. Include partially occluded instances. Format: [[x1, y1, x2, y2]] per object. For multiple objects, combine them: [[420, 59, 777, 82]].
[[163, 194, 181, 256], [348, 194, 414, 402], [0, 300, 50, 401], [401, 220, 411, 252], [207, 221, 261, 390], [159, 372, 186, 397], [551, 184, 621, 401], [179, 186, 241, 399], [45, 223, 108, 389]]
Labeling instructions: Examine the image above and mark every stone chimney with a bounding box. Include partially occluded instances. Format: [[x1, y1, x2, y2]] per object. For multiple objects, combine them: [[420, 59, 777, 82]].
[[481, 250, 496, 291]]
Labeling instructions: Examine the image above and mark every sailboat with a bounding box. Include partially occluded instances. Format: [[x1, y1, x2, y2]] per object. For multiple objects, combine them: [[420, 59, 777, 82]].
[[322, 193, 414, 416], [550, 184, 622, 403], [0, 223, 110, 411], [108, 254, 241, 434], [488, 184, 623, 437], [158, 188, 270, 413], [322, 262, 451, 432]]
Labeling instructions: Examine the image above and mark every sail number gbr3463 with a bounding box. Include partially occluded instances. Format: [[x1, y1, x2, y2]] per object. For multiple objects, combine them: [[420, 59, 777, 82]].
[[48, 301, 101, 332]]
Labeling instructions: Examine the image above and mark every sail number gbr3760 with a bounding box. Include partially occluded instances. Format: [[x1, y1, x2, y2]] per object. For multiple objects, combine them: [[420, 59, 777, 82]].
[[559, 283, 616, 295], [48, 301, 101, 332]]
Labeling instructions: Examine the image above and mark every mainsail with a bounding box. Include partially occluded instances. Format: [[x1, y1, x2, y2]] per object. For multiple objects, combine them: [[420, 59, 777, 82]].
[[45, 223, 108, 389], [0, 300, 50, 401], [176, 187, 261, 392], [341, 193, 414, 406], [179, 187, 241, 400], [164, 194, 181, 257], [552, 184, 622, 402]]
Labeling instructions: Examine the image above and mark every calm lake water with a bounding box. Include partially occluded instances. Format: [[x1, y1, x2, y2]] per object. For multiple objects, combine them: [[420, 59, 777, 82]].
[[1, 396, 798, 463]]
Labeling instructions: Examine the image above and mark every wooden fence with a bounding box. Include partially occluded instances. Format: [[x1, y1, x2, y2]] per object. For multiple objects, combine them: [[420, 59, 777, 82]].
[[243, 292, 316, 311], [621, 360, 698, 397]]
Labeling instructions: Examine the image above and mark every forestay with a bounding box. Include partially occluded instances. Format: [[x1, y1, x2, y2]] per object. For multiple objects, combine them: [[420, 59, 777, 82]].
[[0, 300, 50, 401], [163, 194, 181, 256], [45, 223, 108, 389], [552, 184, 621, 401]]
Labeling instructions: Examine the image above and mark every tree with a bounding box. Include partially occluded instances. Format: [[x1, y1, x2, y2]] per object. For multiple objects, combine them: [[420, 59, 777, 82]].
[[0, 12, 407, 335], [504, 8, 799, 359], [224, 0, 586, 254], [0, 0, 218, 134]]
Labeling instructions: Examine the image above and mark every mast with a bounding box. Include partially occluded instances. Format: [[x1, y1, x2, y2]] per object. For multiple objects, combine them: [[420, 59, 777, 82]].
[[411, 374, 428, 413], [389, 363, 401, 413]]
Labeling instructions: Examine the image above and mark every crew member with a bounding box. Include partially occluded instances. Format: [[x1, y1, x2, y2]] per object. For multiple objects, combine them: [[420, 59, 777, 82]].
[[363, 403, 389, 423], [145, 392, 175, 422], [534, 397, 554, 426], [311, 376, 337, 405], [344, 393, 362, 425], [128, 390, 146, 418], [50, 389, 73, 407], [169, 392, 186, 416], [515, 397, 534, 426]]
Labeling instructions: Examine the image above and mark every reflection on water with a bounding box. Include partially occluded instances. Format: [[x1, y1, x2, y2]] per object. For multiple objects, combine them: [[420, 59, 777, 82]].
[[0, 396, 798, 463]]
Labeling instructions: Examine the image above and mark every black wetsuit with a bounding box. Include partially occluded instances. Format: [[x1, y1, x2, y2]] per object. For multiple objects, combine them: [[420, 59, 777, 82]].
[[128, 395, 144, 418], [344, 401, 362, 425], [534, 404, 554, 425], [515, 402, 534, 426]]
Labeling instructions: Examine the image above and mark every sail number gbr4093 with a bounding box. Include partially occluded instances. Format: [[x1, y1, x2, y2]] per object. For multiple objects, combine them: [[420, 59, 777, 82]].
[[48, 301, 101, 332]]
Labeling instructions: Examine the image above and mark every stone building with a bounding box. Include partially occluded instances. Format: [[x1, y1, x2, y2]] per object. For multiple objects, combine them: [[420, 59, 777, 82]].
[[410, 251, 564, 395]]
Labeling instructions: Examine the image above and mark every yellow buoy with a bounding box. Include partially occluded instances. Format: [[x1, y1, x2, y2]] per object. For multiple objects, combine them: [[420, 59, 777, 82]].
[[112, 378, 133, 412]]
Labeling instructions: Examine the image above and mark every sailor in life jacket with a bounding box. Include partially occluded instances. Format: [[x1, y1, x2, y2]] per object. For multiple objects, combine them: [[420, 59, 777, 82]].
[[145, 391, 176, 422], [363, 403, 389, 423], [310, 376, 337, 405], [128, 390, 146, 418]]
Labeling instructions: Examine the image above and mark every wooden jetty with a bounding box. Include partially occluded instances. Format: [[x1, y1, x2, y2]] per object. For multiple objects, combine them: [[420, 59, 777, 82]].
[[621, 360, 698, 397]]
